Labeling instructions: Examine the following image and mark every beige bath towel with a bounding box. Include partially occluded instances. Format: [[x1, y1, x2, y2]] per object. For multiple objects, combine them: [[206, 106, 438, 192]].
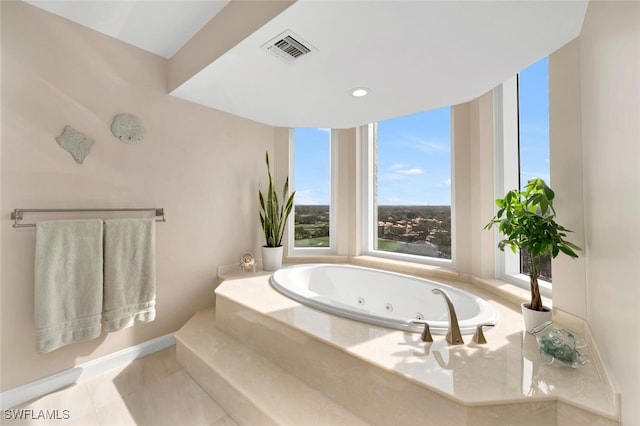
[[103, 218, 156, 332], [35, 220, 104, 354]]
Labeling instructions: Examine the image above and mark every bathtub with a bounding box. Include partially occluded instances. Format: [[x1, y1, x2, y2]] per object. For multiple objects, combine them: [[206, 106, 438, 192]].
[[270, 263, 498, 335]]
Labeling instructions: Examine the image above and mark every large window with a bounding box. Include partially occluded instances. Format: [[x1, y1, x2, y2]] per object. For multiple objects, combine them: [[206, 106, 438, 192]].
[[496, 57, 551, 289], [291, 128, 335, 253], [363, 107, 452, 263], [518, 58, 551, 282]]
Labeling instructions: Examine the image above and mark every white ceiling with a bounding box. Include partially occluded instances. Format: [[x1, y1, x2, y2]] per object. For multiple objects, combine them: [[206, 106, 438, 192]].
[[25, 0, 588, 129]]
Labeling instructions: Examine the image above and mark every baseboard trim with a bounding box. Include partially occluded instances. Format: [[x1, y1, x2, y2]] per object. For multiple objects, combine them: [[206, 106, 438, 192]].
[[0, 332, 175, 410]]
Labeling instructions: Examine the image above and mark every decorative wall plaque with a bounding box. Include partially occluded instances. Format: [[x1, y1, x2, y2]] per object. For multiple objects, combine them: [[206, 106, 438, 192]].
[[55, 125, 95, 164], [111, 113, 145, 144]]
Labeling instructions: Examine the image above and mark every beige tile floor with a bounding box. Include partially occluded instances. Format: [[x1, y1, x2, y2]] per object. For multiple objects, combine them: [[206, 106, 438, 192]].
[[3, 346, 237, 426]]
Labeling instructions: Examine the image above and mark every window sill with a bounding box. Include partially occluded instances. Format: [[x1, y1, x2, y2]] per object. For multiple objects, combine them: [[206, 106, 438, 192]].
[[284, 255, 350, 265], [350, 256, 551, 308], [348, 255, 463, 282], [471, 276, 552, 310]]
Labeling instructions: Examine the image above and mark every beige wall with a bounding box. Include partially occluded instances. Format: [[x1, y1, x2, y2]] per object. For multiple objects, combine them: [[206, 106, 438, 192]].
[[549, 39, 588, 320], [462, 93, 496, 278], [334, 128, 359, 257], [452, 103, 472, 274], [550, 2, 640, 423], [475, 93, 497, 278], [1, 1, 274, 390], [578, 1, 640, 423]]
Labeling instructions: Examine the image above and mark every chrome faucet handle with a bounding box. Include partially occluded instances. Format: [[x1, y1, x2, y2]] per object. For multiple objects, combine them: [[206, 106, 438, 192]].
[[411, 320, 433, 342], [472, 323, 494, 344]]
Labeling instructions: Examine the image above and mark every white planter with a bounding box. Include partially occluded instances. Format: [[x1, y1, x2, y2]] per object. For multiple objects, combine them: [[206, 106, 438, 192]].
[[262, 246, 284, 271], [521, 303, 552, 333]]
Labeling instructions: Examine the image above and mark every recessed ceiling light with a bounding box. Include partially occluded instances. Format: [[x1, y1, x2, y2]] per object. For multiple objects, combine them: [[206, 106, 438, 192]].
[[351, 87, 369, 97]]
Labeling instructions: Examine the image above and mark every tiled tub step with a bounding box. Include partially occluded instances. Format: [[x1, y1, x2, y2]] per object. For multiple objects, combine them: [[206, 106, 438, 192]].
[[175, 309, 367, 426]]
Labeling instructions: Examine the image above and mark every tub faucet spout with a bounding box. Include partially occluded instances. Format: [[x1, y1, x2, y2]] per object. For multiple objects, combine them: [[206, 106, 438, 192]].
[[432, 288, 464, 345]]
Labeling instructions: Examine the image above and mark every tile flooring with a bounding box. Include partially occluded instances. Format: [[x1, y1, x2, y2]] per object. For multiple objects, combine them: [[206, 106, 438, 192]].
[[3, 346, 237, 426]]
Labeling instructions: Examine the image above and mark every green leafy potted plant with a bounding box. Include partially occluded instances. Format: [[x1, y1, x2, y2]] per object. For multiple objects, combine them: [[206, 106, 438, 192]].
[[485, 178, 580, 331], [258, 151, 295, 271]]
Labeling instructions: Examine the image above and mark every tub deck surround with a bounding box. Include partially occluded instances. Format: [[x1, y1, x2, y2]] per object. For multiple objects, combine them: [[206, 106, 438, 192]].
[[179, 264, 620, 425]]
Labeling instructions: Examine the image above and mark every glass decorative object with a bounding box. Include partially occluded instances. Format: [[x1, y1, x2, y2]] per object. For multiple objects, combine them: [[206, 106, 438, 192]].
[[531, 321, 588, 368], [240, 253, 256, 273]]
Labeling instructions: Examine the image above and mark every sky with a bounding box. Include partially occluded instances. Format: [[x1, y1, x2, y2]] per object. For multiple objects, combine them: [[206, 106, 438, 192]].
[[293, 127, 331, 205], [293, 57, 549, 206], [376, 106, 451, 205], [518, 57, 550, 188]]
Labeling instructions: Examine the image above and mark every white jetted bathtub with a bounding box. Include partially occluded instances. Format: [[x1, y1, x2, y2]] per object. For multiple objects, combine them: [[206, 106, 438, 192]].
[[271, 263, 498, 335]]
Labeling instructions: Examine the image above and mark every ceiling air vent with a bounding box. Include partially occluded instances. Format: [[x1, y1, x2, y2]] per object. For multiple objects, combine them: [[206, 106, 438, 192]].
[[262, 30, 316, 63]]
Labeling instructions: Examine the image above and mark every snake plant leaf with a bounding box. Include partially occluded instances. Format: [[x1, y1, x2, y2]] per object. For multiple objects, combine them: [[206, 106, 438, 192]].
[[258, 151, 296, 247]]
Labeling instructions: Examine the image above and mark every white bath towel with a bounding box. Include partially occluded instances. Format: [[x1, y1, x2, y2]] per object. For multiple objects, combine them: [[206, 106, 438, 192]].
[[103, 218, 156, 332], [35, 220, 104, 354]]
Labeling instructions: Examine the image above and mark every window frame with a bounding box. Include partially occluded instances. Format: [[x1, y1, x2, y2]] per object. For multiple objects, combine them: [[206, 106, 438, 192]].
[[288, 128, 338, 256], [360, 114, 455, 268], [493, 75, 552, 297]]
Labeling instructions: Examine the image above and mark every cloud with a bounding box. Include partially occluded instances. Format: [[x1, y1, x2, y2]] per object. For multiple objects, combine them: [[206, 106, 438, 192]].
[[399, 168, 424, 175], [294, 189, 322, 205], [389, 164, 424, 174], [380, 164, 425, 182], [404, 136, 450, 154]]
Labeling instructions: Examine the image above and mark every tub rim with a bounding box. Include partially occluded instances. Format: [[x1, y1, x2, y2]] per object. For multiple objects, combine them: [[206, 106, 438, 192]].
[[270, 263, 499, 335]]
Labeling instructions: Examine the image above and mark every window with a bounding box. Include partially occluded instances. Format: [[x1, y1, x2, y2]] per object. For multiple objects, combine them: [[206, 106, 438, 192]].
[[495, 57, 551, 289], [518, 58, 551, 282], [362, 108, 453, 264], [290, 128, 336, 253]]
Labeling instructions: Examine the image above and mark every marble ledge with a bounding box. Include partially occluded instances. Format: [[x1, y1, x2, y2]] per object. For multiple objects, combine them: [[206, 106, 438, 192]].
[[214, 266, 620, 423], [218, 255, 460, 286]]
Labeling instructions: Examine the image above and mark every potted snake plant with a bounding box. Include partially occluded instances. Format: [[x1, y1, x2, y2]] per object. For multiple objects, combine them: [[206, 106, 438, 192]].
[[258, 151, 295, 271], [485, 178, 580, 331]]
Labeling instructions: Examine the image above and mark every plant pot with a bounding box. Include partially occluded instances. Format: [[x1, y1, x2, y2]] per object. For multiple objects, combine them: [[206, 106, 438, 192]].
[[262, 246, 284, 271], [521, 303, 552, 334]]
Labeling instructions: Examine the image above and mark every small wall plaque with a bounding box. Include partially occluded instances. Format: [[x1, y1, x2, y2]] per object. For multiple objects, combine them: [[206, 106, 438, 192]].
[[111, 113, 145, 144], [56, 125, 95, 164]]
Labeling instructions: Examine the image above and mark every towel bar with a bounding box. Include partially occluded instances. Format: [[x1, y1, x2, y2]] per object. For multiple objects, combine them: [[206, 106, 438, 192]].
[[10, 208, 165, 228]]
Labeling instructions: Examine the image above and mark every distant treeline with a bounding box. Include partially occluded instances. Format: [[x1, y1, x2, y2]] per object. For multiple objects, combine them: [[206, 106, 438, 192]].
[[295, 205, 329, 224], [377, 205, 451, 225], [295, 205, 452, 223], [293, 205, 550, 277]]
